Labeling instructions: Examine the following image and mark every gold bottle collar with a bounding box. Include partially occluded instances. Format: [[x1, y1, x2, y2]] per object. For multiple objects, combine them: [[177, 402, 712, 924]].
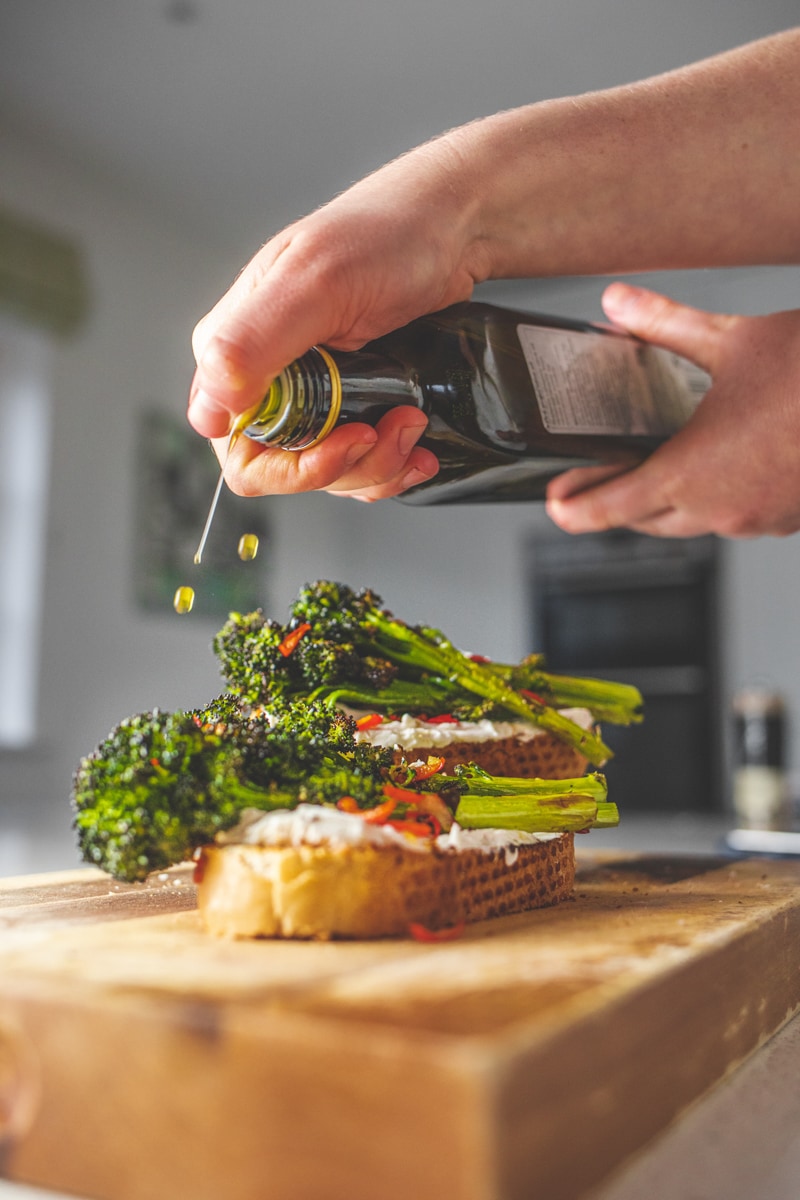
[[307, 345, 342, 447]]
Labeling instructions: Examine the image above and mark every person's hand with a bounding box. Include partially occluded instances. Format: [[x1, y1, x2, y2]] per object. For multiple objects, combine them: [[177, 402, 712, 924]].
[[207, 406, 439, 503], [187, 136, 492, 499], [546, 283, 800, 539]]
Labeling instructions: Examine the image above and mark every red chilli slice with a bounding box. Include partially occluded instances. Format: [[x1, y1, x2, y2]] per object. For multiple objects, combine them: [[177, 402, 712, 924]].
[[355, 713, 384, 730], [278, 622, 311, 657], [382, 782, 425, 806], [409, 921, 466, 943], [412, 756, 446, 781], [192, 847, 208, 884], [361, 797, 399, 824], [386, 819, 437, 839]]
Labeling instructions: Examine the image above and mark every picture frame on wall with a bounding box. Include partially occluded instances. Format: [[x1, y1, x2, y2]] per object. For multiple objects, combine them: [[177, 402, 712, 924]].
[[133, 407, 269, 618]]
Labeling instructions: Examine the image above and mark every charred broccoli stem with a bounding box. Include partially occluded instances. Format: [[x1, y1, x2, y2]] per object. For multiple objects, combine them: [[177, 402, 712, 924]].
[[432, 766, 619, 833], [72, 699, 391, 882], [482, 656, 643, 727], [215, 582, 625, 766]]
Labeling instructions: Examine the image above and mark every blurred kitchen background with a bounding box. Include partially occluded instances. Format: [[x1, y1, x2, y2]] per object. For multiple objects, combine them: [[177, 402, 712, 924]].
[[1, 1, 799, 874]]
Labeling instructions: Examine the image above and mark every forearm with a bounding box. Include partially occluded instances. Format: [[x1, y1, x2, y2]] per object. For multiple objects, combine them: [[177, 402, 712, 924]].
[[449, 28, 800, 281]]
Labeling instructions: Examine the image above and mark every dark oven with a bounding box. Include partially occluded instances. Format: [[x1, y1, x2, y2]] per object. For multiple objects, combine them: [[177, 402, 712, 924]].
[[527, 530, 722, 813]]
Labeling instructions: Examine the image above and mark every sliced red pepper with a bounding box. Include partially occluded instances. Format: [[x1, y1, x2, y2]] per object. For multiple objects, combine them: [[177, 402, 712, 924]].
[[392, 812, 442, 837], [278, 622, 311, 657], [412, 756, 446, 781], [520, 688, 546, 706], [382, 782, 425, 807], [386, 819, 437, 839], [408, 921, 466, 943], [336, 796, 360, 813], [424, 713, 459, 725], [355, 712, 384, 730], [419, 812, 443, 837], [192, 847, 208, 884], [468, 654, 492, 663], [362, 796, 399, 824]]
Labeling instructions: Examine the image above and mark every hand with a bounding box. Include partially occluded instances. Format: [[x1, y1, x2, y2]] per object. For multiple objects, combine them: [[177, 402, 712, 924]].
[[546, 284, 800, 539], [210, 406, 439, 503], [188, 136, 489, 499]]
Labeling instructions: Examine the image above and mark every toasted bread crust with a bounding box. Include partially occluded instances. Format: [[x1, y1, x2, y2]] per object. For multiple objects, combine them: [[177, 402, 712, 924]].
[[196, 833, 575, 940], [397, 734, 588, 779]]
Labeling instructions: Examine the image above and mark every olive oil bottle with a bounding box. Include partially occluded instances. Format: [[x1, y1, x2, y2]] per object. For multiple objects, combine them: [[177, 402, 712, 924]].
[[243, 301, 709, 505]]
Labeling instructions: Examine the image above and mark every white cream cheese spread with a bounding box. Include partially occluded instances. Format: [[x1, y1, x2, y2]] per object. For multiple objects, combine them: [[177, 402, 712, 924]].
[[219, 803, 561, 860], [352, 708, 594, 749]]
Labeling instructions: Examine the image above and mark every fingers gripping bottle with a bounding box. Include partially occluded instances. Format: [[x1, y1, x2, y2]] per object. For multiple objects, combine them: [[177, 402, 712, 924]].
[[242, 300, 710, 506]]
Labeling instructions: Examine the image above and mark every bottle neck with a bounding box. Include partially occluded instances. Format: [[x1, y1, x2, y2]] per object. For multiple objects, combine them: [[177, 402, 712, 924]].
[[243, 345, 342, 450]]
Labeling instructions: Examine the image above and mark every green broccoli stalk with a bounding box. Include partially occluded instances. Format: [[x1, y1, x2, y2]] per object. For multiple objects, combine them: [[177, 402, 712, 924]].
[[482, 655, 643, 727], [214, 582, 623, 766], [435, 766, 619, 833]]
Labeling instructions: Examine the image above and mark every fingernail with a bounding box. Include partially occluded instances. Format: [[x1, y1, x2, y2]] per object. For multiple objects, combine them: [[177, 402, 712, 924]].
[[188, 388, 227, 423], [397, 422, 427, 457], [344, 434, 378, 466], [603, 283, 644, 319], [401, 466, 436, 490]]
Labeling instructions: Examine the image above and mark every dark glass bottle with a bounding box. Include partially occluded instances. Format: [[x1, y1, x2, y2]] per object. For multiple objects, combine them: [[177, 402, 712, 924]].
[[243, 301, 709, 505]]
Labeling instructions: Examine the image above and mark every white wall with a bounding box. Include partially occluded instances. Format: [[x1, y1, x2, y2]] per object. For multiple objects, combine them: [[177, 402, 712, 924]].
[[0, 121, 349, 863], [2, 118, 800, 873]]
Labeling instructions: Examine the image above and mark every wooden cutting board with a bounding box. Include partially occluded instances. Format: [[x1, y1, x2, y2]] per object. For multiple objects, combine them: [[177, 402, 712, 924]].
[[0, 850, 799, 1200]]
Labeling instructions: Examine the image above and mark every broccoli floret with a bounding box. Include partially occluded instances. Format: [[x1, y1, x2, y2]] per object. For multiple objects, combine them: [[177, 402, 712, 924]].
[[190, 692, 249, 729], [72, 699, 389, 882], [290, 580, 379, 642], [293, 637, 363, 689], [213, 610, 303, 704], [72, 708, 239, 882], [213, 604, 400, 701]]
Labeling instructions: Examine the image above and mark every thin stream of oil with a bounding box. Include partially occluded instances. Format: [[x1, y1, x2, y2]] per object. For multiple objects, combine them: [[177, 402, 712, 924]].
[[193, 418, 247, 566], [174, 410, 261, 614]]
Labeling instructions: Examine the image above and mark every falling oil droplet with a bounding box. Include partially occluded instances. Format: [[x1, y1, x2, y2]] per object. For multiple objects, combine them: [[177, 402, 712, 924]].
[[174, 586, 195, 614], [237, 533, 259, 561], [193, 402, 263, 566]]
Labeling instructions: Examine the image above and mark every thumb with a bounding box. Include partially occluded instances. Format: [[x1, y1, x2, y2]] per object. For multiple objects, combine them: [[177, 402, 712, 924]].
[[601, 283, 731, 375]]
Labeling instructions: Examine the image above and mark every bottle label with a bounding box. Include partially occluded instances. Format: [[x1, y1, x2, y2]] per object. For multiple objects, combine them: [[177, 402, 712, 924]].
[[517, 324, 708, 436]]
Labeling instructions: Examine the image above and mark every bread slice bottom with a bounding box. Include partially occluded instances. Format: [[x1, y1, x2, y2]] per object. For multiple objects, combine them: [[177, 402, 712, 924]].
[[196, 833, 575, 940]]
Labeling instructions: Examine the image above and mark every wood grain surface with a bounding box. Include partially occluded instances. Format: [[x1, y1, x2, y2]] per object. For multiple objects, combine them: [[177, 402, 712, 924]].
[[1, 851, 799, 1200]]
